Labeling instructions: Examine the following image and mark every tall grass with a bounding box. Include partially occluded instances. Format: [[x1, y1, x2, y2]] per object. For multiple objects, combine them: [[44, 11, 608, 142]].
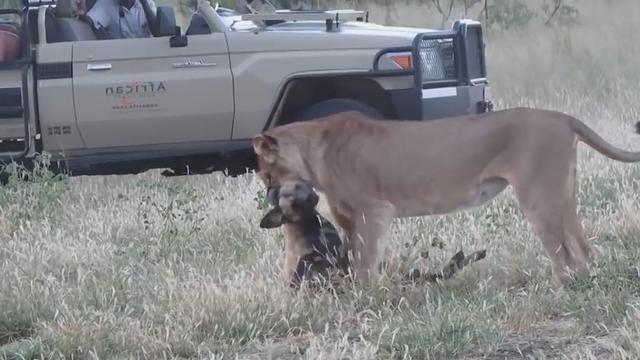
[[3, 0, 640, 359]]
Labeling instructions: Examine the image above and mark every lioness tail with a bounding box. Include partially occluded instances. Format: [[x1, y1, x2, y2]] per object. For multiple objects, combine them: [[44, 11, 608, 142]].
[[570, 117, 640, 163]]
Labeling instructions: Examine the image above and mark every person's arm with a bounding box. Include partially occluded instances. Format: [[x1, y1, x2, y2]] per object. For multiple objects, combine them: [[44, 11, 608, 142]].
[[79, 0, 117, 39], [75, 0, 87, 17], [139, 0, 159, 37], [80, 0, 111, 29]]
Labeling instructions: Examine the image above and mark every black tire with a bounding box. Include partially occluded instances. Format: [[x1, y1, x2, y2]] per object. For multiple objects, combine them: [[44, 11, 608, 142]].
[[294, 98, 384, 122]]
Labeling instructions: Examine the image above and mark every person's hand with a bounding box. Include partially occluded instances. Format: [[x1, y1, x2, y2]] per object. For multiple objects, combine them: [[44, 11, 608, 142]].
[[75, 0, 87, 16], [79, 14, 94, 29]]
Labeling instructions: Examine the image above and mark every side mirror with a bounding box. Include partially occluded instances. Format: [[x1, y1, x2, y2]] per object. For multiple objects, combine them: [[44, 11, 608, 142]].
[[169, 26, 187, 48]]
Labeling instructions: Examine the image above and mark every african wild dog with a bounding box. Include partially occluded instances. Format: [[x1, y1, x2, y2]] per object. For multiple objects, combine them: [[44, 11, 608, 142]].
[[259, 180, 349, 289], [259, 180, 487, 289]]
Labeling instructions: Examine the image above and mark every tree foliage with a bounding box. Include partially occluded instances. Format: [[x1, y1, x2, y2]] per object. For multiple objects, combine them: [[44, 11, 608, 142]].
[[0, 0, 580, 31], [0, 0, 21, 10]]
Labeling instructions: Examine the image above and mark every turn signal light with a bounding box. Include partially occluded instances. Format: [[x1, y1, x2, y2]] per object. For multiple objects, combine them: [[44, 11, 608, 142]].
[[390, 54, 413, 69]]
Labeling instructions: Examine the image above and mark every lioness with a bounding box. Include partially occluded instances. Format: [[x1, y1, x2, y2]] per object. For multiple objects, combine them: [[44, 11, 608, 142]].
[[252, 107, 640, 288]]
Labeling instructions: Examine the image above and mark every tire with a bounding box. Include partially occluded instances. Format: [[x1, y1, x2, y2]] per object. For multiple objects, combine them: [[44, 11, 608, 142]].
[[294, 98, 384, 122]]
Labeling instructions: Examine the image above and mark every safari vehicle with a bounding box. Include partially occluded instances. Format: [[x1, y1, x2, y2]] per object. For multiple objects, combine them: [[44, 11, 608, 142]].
[[0, 0, 492, 177]]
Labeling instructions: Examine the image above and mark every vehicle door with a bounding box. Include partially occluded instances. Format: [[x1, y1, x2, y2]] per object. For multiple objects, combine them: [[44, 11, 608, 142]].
[[72, 21, 234, 149]]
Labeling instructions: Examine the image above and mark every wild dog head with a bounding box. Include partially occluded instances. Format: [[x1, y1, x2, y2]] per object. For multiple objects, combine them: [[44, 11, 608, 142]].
[[259, 179, 320, 228]]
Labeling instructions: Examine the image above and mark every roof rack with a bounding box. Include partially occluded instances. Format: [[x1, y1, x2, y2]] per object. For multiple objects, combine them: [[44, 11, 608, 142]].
[[22, 0, 55, 8], [240, 9, 369, 31]]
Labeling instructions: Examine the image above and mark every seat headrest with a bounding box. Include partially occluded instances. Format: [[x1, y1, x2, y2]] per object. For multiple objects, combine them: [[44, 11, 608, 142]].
[[55, 0, 77, 18], [55, 0, 98, 18], [86, 0, 97, 12]]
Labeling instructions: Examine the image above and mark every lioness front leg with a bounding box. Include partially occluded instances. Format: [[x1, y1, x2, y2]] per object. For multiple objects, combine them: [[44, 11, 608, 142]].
[[348, 205, 395, 285], [329, 204, 354, 273], [329, 204, 354, 238]]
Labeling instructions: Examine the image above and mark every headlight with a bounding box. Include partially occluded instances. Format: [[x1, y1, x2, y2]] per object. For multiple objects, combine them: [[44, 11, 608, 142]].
[[418, 39, 445, 81], [417, 39, 456, 83]]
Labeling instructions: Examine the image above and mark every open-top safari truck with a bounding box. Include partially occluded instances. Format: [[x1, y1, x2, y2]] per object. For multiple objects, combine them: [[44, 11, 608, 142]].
[[0, 0, 492, 177]]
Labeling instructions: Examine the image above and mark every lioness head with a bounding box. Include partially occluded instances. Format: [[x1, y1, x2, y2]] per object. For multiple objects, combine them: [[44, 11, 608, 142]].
[[259, 180, 320, 228], [252, 132, 312, 191]]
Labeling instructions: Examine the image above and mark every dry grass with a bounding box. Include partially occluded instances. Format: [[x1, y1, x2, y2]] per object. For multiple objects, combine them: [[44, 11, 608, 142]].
[[3, 0, 640, 359]]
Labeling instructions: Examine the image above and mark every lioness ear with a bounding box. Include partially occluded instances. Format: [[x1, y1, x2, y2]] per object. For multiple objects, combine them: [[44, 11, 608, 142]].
[[252, 134, 279, 164], [259, 207, 285, 229]]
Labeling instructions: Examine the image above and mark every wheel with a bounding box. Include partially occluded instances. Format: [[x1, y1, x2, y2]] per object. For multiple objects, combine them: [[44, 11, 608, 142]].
[[294, 98, 384, 122]]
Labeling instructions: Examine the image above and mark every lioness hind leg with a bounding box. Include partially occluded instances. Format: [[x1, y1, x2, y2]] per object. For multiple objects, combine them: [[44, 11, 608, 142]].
[[510, 137, 594, 287], [513, 182, 588, 287], [562, 180, 592, 273], [516, 197, 572, 287], [565, 153, 592, 267], [564, 202, 591, 265]]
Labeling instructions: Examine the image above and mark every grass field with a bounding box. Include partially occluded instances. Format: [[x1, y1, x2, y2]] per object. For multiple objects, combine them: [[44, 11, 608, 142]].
[[3, 1, 640, 359]]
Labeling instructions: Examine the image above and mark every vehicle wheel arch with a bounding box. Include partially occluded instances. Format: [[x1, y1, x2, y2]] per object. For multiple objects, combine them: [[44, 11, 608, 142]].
[[267, 74, 399, 128]]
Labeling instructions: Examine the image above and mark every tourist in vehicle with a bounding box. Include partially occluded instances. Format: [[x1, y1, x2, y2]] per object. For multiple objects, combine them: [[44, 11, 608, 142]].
[[76, 0, 158, 39], [0, 21, 20, 61]]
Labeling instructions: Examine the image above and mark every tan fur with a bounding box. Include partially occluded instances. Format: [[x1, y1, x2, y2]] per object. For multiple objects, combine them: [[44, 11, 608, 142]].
[[253, 107, 640, 288]]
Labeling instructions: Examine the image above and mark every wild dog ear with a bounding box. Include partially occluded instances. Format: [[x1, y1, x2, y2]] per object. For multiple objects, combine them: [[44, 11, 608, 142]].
[[259, 207, 286, 228], [266, 183, 280, 206], [252, 134, 279, 164], [306, 190, 319, 208], [297, 180, 319, 208]]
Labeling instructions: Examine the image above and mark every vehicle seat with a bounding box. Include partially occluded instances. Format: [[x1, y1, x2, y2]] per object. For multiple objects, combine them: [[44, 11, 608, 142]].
[[186, 13, 211, 35], [0, 23, 21, 61], [51, 0, 97, 42], [85, 0, 98, 11]]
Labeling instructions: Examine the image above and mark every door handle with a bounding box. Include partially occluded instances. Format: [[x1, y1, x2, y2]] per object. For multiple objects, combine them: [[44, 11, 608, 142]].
[[469, 77, 488, 86], [172, 60, 217, 68], [87, 63, 112, 71]]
